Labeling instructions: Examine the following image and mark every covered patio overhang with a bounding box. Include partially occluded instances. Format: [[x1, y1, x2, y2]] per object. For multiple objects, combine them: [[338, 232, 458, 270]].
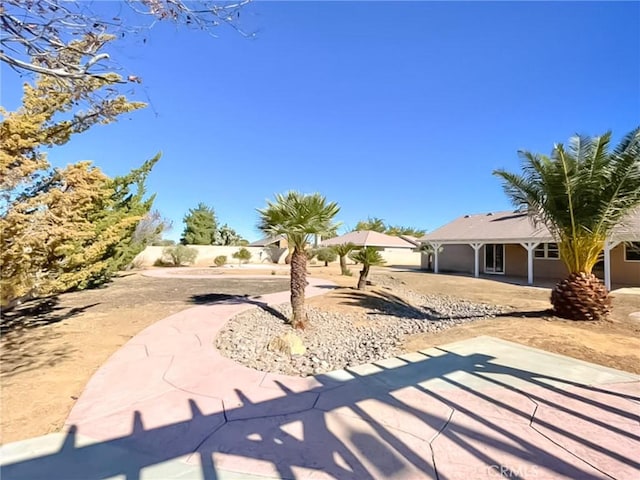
[[420, 236, 631, 290], [422, 238, 549, 285]]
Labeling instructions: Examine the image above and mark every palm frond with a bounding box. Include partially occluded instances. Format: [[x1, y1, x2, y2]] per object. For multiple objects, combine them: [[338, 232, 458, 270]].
[[349, 246, 385, 266], [257, 191, 340, 250], [493, 128, 640, 273]]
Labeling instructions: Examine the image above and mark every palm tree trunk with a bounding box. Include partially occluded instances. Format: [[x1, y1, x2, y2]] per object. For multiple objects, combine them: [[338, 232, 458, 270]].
[[339, 255, 348, 275], [551, 272, 611, 320], [357, 265, 369, 290], [290, 247, 308, 329]]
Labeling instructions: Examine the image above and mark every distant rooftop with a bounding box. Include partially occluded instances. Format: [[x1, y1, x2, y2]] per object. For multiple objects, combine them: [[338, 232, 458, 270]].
[[248, 235, 286, 247], [320, 230, 418, 249]]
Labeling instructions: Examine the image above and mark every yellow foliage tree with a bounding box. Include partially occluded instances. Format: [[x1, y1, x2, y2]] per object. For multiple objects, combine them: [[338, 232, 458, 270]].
[[0, 36, 152, 307]]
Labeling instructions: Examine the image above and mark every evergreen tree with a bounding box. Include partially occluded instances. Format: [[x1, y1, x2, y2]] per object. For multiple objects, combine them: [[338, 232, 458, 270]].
[[181, 203, 218, 245], [88, 154, 165, 284], [0, 50, 151, 308]]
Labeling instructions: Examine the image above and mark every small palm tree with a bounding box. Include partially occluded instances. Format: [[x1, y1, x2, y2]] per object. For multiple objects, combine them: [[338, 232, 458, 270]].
[[494, 128, 640, 320], [257, 191, 340, 329], [350, 247, 385, 290], [331, 242, 356, 275]]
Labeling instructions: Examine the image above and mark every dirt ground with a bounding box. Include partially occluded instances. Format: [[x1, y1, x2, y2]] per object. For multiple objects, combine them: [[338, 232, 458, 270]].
[[1, 265, 639, 444]]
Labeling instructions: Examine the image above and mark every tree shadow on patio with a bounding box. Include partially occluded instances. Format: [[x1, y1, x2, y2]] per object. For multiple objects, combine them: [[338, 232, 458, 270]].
[[189, 293, 290, 323], [3, 347, 638, 480]]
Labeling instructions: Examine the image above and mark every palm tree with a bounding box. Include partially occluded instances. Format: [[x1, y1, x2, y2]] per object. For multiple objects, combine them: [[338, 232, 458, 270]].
[[350, 247, 386, 290], [331, 242, 356, 275], [353, 217, 386, 233], [494, 128, 640, 320], [257, 191, 340, 329]]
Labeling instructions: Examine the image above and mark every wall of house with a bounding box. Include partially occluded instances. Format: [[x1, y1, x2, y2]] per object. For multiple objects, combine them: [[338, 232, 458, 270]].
[[533, 256, 568, 279], [380, 248, 421, 267], [133, 245, 288, 267], [503, 244, 526, 276], [423, 244, 475, 273], [486, 243, 568, 279], [421, 242, 638, 287], [612, 244, 640, 286]]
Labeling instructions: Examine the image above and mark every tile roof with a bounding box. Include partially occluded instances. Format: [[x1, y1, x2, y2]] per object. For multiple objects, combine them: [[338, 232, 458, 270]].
[[419, 209, 640, 243], [248, 235, 285, 247], [320, 230, 417, 249]]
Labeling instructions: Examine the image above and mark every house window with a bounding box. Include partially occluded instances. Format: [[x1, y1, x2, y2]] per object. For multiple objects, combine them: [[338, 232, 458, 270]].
[[534, 243, 559, 259], [625, 242, 640, 262]]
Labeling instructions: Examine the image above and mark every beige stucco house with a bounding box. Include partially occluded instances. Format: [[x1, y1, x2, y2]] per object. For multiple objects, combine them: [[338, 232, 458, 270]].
[[418, 210, 640, 289], [320, 230, 421, 266]]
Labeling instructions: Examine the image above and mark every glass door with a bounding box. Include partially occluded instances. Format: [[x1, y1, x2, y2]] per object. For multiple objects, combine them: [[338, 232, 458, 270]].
[[485, 244, 505, 273]]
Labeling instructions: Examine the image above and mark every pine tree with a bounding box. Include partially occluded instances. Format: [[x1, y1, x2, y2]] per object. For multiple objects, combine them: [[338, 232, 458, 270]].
[[90, 154, 165, 284], [0, 40, 156, 308], [181, 203, 218, 245]]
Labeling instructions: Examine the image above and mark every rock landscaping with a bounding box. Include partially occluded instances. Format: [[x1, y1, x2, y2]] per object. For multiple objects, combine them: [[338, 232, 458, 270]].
[[216, 275, 510, 376]]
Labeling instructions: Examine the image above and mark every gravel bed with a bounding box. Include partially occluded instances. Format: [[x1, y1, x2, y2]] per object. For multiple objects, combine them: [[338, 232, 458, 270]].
[[215, 275, 509, 377]]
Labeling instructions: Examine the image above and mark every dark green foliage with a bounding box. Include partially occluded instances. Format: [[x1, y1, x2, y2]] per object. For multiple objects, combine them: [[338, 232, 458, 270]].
[[214, 255, 227, 267], [181, 203, 217, 245], [315, 247, 337, 266], [88, 154, 164, 284]]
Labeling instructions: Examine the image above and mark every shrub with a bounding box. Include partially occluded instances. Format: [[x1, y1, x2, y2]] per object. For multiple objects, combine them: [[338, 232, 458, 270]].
[[315, 247, 337, 266], [232, 247, 252, 266], [161, 245, 197, 266], [214, 255, 227, 267]]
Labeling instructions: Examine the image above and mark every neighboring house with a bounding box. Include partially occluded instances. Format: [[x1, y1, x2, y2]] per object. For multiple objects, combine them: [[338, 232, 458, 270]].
[[399, 235, 420, 247], [418, 210, 640, 289], [320, 230, 421, 266], [248, 235, 288, 263], [248, 235, 288, 248]]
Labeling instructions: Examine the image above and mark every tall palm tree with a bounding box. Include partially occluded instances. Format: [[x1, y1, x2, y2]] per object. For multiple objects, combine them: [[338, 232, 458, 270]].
[[350, 247, 386, 290], [494, 128, 640, 320], [257, 191, 340, 329]]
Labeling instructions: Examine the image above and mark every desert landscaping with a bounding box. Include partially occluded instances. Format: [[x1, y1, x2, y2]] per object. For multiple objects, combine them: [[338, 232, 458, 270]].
[[2, 264, 638, 445]]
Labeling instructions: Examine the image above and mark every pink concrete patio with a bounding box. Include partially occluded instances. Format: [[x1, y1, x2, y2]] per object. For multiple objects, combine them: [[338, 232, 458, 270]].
[[1, 273, 639, 480]]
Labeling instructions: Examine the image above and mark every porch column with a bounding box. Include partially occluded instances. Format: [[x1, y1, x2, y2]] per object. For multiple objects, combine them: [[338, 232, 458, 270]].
[[520, 242, 540, 285], [431, 242, 442, 273], [470, 243, 483, 278], [604, 239, 620, 291]]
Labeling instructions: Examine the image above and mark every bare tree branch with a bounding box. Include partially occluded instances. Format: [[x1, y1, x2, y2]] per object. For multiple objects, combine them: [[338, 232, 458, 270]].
[[0, 0, 253, 80]]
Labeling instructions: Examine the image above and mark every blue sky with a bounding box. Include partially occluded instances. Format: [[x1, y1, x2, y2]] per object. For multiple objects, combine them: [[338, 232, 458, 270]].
[[2, 1, 639, 242]]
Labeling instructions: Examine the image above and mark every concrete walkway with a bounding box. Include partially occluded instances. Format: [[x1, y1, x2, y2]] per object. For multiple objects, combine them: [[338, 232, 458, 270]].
[[1, 274, 639, 480]]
